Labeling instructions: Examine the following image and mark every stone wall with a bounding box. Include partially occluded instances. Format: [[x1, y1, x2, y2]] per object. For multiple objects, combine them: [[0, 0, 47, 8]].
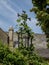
[[13, 33, 47, 48], [0, 27, 47, 48], [0, 28, 8, 44], [33, 34, 47, 48]]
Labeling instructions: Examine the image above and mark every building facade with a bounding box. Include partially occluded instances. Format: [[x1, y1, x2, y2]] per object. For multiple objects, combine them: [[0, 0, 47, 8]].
[[0, 27, 47, 48], [0, 28, 9, 44]]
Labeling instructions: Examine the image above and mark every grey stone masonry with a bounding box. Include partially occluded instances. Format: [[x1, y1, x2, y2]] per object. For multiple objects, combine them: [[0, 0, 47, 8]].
[[9, 26, 14, 49]]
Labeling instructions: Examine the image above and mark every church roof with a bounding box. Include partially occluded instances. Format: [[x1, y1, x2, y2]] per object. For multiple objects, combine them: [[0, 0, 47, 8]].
[[0, 28, 8, 36]]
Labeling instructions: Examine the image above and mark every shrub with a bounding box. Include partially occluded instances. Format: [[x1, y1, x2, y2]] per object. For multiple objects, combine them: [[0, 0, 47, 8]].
[[0, 41, 48, 65], [47, 43, 49, 48], [0, 41, 27, 65]]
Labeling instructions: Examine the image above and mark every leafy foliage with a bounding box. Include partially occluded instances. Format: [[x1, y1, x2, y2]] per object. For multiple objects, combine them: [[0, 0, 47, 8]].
[[17, 11, 34, 47], [31, 0, 49, 47], [0, 41, 49, 65], [0, 41, 27, 65]]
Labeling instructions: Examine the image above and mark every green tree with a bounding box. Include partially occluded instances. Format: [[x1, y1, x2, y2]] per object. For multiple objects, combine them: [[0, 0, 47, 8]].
[[30, 0, 49, 48], [17, 11, 34, 48]]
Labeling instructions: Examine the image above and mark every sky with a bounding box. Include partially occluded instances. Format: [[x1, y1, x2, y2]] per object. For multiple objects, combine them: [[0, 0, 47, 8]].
[[0, 0, 43, 34]]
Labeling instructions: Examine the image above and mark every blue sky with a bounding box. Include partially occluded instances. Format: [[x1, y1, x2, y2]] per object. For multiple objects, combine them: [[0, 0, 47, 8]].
[[0, 0, 43, 33]]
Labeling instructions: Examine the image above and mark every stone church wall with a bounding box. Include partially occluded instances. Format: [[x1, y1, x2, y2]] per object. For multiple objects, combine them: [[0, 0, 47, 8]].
[[0, 27, 47, 48], [0, 28, 8, 44]]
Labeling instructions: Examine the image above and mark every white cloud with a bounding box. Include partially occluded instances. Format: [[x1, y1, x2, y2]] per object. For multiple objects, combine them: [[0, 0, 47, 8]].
[[0, 0, 17, 26], [0, 0, 17, 14], [0, 19, 16, 31], [27, 18, 37, 27], [0, 20, 7, 30], [7, 0, 22, 12], [0, 0, 17, 19], [27, 18, 43, 33], [0, 0, 42, 33]]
